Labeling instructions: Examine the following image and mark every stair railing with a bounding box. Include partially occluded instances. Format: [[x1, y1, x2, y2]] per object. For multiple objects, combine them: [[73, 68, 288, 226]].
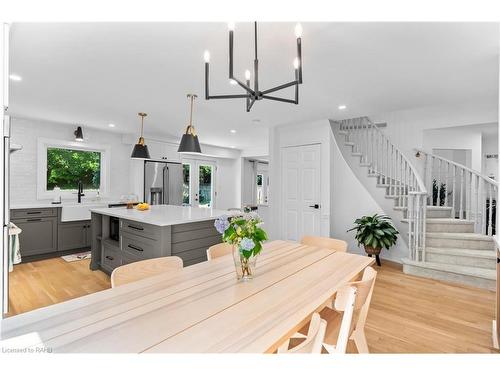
[[337, 117, 428, 261], [416, 149, 498, 236]]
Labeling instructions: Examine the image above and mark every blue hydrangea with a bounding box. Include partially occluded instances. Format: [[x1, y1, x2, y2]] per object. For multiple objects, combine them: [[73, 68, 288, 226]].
[[240, 237, 255, 251], [214, 215, 230, 234]]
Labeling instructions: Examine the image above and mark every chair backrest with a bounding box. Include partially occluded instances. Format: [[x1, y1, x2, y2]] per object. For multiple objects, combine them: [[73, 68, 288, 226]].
[[333, 266, 377, 332], [111, 256, 183, 288], [282, 313, 327, 354], [300, 236, 348, 252], [206, 243, 233, 261]]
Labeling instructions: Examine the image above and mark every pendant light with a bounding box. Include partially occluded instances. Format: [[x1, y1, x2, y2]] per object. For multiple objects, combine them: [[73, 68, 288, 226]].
[[178, 94, 202, 153], [74, 126, 84, 141], [131, 112, 151, 159]]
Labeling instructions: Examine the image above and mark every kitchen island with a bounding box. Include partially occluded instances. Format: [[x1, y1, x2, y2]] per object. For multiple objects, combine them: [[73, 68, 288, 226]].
[[89, 205, 228, 273]]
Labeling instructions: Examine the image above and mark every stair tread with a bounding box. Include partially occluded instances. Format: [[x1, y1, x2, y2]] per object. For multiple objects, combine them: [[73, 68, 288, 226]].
[[425, 247, 496, 258], [352, 152, 363, 156], [344, 142, 355, 146], [426, 218, 474, 224], [427, 206, 453, 210], [426, 232, 493, 241], [402, 258, 496, 279]]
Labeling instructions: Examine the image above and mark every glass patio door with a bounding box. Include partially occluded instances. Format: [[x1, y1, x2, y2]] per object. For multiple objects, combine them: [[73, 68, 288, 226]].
[[181, 159, 217, 208]]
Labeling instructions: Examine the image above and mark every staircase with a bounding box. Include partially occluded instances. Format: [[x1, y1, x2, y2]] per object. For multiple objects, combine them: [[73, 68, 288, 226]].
[[331, 117, 497, 290]]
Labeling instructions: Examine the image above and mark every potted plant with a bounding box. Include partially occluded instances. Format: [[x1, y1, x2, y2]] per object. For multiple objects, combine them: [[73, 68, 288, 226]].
[[347, 214, 399, 266], [214, 213, 268, 281]]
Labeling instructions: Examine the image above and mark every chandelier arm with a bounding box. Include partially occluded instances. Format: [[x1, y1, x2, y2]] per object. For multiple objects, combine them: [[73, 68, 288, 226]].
[[207, 94, 249, 99], [231, 77, 255, 96], [261, 95, 298, 104], [260, 80, 300, 95], [246, 97, 256, 112]]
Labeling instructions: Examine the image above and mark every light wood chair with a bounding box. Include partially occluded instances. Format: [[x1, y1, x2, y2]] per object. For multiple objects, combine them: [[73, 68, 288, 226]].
[[300, 235, 348, 252], [110, 256, 183, 288], [321, 266, 378, 353], [278, 287, 358, 354], [206, 243, 233, 261]]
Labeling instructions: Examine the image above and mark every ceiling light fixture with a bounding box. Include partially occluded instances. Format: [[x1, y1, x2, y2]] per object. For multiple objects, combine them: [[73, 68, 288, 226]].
[[338, 105, 347, 110], [230, 129, 237, 133], [131, 113, 151, 159], [178, 94, 202, 154], [108, 123, 116, 128], [9, 74, 22, 81], [74, 126, 84, 141], [204, 21, 303, 112]]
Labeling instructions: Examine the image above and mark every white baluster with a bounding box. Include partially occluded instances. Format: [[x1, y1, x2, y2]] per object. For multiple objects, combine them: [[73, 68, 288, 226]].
[[487, 184, 493, 236], [459, 169, 464, 219], [451, 165, 456, 218]]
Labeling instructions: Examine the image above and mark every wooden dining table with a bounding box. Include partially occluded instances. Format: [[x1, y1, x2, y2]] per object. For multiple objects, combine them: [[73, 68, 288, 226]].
[[1, 240, 374, 353]]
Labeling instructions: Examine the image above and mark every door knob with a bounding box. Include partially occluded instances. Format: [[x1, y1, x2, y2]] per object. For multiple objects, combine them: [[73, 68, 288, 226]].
[[309, 204, 320, 209]]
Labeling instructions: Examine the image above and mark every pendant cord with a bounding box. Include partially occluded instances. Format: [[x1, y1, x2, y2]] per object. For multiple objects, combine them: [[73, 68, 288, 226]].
[[140, 116, 144, 137], [254, 21, 258, 60], [189, 95, 194, 126]]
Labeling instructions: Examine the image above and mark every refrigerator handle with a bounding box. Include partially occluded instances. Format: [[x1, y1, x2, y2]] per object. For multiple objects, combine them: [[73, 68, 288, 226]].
[[163, 166, 169, 204]]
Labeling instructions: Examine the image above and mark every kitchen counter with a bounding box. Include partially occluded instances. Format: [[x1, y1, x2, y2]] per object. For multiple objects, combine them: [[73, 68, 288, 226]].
[[90, 204, 228, 226], [10, 200, 121, 210]]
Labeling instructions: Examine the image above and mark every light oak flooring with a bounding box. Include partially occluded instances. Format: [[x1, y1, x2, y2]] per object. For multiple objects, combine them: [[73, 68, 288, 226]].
[[6, 257, 499, 353]]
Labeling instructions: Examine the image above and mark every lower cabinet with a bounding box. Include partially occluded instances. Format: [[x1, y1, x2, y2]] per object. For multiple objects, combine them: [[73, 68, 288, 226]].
[[58, 221, 91, 251], [12, 217, 58, 256]]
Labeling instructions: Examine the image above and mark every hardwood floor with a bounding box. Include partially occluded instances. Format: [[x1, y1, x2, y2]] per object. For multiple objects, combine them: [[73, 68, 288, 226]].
[[8, 258, 110, 316], [6, 257, 498, 353]]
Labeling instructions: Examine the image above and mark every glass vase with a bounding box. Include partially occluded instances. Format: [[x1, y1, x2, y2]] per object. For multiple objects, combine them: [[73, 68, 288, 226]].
[[232, 245, 258, 281]]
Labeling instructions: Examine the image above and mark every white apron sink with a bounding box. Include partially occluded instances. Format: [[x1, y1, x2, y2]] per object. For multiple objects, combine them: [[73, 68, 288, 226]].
[[61, 203, 109, 222]]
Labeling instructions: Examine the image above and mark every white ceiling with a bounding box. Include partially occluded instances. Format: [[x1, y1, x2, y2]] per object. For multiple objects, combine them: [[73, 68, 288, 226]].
[[8, 22, 499, 152]]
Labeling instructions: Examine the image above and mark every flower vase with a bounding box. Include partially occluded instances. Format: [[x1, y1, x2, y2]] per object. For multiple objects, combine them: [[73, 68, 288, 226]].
[[232, 246, 257, 281]]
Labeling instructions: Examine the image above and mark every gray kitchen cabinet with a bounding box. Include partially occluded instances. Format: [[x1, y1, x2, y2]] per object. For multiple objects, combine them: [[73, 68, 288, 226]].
[[58, 221, 91, 251], [12, 216, 58, 256]]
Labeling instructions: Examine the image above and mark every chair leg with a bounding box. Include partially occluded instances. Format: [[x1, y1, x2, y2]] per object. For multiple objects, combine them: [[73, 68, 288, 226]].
[[351, 330, 370, 353]]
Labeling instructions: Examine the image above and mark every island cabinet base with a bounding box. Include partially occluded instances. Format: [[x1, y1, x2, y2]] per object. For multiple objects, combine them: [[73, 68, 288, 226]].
[[90, 213, 221, 273]]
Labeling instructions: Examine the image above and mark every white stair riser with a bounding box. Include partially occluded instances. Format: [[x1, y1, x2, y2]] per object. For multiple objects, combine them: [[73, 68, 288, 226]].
[[425, 252, 496, 269], [426, 222, 474, 233], [425, 237, 495, 250], [426, 209, 452, 218], [403, 263, 495, 290]]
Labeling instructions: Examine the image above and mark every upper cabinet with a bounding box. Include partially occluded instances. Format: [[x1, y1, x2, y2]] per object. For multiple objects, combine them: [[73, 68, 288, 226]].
[[145, 139, 181, 162]]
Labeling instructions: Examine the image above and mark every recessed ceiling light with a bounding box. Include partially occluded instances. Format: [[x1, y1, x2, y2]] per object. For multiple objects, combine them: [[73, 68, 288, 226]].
[[108, 123, 116, 128], [230, 146, 236, 149], [252, 119, 261, 123], [338, 105, 347, 110], [229, 79, 237, 85], [9, 74, 22, 81], [230, 129, 237, 133]]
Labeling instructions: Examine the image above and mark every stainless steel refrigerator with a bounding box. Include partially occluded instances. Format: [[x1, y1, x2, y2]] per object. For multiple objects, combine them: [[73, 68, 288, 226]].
[[143, 160, 183, 205]]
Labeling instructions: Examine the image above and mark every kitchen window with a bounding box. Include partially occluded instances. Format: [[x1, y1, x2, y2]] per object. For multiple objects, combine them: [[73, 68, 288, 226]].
[[37, 138, 111, 199]]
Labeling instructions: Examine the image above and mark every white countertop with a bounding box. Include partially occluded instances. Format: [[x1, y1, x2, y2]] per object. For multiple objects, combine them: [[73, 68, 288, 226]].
[[10, 200, 122, 210], [90, 204, 228, 226]]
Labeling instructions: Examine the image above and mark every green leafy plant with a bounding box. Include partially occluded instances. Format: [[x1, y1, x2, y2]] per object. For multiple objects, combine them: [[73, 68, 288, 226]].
[[432, 179, 446, 206], [347, 214, 399, 250]]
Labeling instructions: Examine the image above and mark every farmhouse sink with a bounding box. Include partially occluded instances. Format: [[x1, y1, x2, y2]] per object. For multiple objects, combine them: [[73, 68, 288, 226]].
[[61, 202, 109, 222]]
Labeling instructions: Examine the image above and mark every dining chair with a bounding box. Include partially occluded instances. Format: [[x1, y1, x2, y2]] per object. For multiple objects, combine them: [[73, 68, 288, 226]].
[[110, 256, 183, 288], [206, 243, 233, 261], [300, 235, 348, 252], [321, 266, 378, 353], [277, 286, 358, 354]]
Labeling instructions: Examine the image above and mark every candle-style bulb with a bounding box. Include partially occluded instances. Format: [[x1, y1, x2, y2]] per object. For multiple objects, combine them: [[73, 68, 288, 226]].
[[229, 79, 237, 85], [204, 50, 210, 63], [293, 58, 300, 70], [228, 22, 235, 31], [295, 23, 303, 38], [245, 70, 251, 81]]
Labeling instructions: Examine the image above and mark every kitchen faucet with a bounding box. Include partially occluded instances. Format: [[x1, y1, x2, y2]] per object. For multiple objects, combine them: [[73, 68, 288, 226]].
[[77, 181, 85, 203]]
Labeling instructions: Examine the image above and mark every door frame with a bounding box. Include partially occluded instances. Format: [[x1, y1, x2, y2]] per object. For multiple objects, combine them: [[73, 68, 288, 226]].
[[181, 157, 218, 208], [280, 143, 322, 241]]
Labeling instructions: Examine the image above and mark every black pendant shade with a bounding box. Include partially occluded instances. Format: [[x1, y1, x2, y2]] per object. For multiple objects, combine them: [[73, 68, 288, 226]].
[[74, 126, 84, 141], [131, 112, 151, 159], [178, 94, 202, 154]]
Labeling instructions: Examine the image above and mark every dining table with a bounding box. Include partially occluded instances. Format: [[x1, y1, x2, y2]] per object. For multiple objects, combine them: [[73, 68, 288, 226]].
[[1, 240, 374, 353]]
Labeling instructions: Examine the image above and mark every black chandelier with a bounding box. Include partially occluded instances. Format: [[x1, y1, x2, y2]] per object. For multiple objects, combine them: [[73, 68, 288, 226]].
[[204, 22, 303, 112]]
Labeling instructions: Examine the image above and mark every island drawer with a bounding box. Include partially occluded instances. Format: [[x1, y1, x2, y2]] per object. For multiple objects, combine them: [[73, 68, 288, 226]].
[[11, 207, 58, 219], [121, 232, 159, 260], [121, 219, 160, 240], [102, 242, 121, 271]]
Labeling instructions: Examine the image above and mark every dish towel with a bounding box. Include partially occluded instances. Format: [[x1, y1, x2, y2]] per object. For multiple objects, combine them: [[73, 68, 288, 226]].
[[8, 222, 22, 272]]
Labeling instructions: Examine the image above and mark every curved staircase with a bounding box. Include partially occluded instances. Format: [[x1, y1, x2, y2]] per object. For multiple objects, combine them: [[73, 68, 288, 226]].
[[331, 117, 497, 290]]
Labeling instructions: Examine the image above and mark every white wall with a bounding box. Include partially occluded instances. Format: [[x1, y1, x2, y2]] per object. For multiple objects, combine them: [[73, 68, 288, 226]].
[[482, 133, 498, 179], [10, 117, 132, 204], [268, 119, 332, 240]]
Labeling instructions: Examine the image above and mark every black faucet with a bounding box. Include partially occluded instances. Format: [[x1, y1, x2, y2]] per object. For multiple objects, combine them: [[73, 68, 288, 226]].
[[77, 181, 85, 203]]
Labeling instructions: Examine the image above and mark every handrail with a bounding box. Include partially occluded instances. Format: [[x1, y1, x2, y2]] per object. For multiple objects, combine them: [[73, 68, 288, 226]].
[[416, 148, 499, 187], [416, 148, 498, 236]]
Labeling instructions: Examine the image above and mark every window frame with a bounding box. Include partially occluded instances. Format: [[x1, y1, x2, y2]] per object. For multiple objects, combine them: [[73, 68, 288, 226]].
[[37, 138, 111, 200]]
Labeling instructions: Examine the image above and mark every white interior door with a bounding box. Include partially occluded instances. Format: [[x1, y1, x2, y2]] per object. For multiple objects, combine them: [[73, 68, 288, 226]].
[[282, 144, 321, 241], [182, 158, 217, 208]]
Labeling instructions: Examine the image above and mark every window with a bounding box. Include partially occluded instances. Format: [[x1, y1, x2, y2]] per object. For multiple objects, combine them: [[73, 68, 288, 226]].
[[47, 147, 101, 190], [37, 138, 110, 199], [256, 171, 269, 205]]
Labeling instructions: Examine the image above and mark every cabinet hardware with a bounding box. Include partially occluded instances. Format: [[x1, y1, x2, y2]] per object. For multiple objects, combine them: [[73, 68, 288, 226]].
[[105, 256, 114, 261], [27, 218, 42, 222], [128, 244, 144, 252], [27, 211, 42, 215], [308, 204, 320, 209], [128, 225, 144, 231]]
